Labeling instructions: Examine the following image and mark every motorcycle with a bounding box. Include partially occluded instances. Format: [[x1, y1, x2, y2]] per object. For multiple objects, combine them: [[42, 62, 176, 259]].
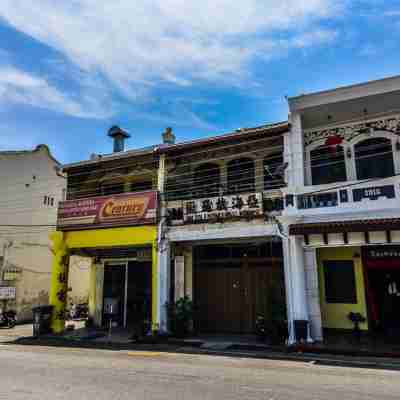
[[0, 310, 17, 328], [68, 303, 88, 320]]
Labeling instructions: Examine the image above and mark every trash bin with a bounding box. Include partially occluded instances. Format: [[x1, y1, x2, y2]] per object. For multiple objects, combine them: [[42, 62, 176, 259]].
[[294, 319, 309, 342], [32, 305, 54, 337]]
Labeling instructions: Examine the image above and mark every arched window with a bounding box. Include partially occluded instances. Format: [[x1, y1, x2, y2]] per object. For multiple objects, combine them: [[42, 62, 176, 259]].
[[193, 163, 220, 198], [227, 158, 255, 194], [264, 153, 285, 189], [100, 174, 126, 196], [355, 138, 394, 180], [310, 145, 347, 185]]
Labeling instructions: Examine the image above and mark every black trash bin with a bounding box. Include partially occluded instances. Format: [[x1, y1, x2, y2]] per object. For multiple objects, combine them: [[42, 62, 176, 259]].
[[294, 319, 309, 342], [32, 305, 54, 337]]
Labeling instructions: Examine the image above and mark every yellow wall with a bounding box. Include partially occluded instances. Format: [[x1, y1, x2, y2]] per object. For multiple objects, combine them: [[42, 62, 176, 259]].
[[64, 226, 157, 249], [318, 247, 368, 331], [51, 226, 158, 332]]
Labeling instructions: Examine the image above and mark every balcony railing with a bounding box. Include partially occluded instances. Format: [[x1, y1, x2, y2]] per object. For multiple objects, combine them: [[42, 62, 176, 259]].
[[287, 182, 398, 212]]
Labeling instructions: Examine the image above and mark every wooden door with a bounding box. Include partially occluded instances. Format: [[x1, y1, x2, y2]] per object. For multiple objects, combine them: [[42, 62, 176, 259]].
[[195, 258, 285, 333], [244, 259, 285, 333], [195, 264, 242, 333]]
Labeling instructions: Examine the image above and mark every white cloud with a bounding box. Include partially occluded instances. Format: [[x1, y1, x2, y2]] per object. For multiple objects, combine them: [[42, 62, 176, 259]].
[[0, 66, 114, 118], [0, 0, 342, 98]]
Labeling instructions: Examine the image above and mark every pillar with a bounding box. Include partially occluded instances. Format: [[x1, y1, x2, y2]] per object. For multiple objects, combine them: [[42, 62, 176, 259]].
[[157, 239, 170, 333], [287, 112, 305, 188], [220, 162, 228, 195], [282, 235, 309, 344], [255, 158, 264, 192], [184, 245, 193, 300], [152, 241, 158, 331], [304, 248, 323, 341], [49, 231, 69, 334], [88, 259, 97, 322]]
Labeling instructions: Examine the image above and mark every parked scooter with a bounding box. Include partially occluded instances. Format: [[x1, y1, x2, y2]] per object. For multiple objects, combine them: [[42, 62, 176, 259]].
[[68, 302, 88, 320], [0, 310, 17, 328]]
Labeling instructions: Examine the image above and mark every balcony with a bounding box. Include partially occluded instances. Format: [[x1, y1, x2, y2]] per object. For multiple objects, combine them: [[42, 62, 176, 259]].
[[284, 177, 400, 216]]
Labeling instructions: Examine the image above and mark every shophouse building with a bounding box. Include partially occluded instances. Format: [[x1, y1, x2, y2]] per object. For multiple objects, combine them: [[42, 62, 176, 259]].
[[160, 123, 289, 335], [285, 75, 400, 342], [0, 144, 87, 321], [51, 127, 161, 333]]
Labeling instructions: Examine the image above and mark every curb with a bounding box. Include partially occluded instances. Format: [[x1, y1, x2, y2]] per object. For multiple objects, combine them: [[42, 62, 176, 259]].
[[7, 337, 400, 371]]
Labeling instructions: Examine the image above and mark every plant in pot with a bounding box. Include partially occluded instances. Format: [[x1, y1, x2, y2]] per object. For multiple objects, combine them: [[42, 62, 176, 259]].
[[167, 296, 194, 338], [347, 312, 366, 341], [269, 286, 288, 345], [255, 315, 267, 341]]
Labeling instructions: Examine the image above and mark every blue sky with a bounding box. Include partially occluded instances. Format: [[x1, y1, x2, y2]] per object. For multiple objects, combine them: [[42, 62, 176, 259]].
[[0, 1, 400, 163]]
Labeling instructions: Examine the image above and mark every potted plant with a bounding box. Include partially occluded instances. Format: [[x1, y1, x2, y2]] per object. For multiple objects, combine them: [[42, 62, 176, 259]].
[[167, 296, 194, 338], [255, 315, 267, 341], [347, 312, 366, 341], [269, 285, 288, 345]]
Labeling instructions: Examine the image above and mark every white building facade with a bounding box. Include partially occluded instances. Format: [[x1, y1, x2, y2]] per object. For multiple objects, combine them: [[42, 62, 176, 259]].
[[283, 76, 400, 342], [0, 145, 89, 321]]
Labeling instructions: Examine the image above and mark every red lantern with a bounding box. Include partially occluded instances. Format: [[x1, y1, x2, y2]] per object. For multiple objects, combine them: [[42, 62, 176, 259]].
[[325, 134, 343, 155]]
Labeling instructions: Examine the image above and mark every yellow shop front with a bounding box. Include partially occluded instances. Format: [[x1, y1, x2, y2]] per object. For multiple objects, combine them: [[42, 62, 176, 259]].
[[49, 191, 159, 334]]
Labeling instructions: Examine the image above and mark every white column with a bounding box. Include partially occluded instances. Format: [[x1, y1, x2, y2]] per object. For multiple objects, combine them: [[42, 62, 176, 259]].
[[304, 248, 323, 341], [184, 246, 193, 300], [220, 162, 228, 195], [157, 239, 170, 333], [287, 112, 305, 188], [283, 235, 309, 344], [255, 158, 264, 192]]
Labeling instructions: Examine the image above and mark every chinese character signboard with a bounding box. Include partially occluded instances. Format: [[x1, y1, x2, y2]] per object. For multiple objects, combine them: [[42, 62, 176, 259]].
[[181, 192, 263, 224], [0, 286, 16, 300], [57, 191, 157, 230]]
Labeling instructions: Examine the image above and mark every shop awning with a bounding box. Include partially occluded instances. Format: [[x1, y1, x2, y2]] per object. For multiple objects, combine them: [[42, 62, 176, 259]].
[[289, 218, 400, 235]]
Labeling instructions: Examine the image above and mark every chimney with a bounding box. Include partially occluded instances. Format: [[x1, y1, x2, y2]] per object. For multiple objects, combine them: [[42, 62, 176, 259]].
[[108, 125, 130, 153], [162, 127, 175, 145]]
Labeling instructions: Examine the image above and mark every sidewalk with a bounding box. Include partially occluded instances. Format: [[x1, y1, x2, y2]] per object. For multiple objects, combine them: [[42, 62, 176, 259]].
[[6, 330, 400, 372]]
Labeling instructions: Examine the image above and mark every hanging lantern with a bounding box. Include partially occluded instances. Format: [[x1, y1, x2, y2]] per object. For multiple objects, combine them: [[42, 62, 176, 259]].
[[325, 134, 343, 156]]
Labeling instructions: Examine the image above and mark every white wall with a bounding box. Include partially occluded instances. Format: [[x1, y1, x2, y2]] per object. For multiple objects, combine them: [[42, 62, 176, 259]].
[[0, 146, 89, 320]]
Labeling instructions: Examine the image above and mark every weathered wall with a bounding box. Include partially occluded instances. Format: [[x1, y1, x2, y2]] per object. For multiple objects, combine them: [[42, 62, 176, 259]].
[[0, 146, 89, 321]]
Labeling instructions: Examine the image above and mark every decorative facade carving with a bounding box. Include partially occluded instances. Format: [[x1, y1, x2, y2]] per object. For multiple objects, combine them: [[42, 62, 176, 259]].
[[304, 114, 400, 147]]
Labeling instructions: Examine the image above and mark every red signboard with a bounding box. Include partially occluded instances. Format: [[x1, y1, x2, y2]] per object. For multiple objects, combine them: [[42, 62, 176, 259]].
[[57, 191, 157, 230]]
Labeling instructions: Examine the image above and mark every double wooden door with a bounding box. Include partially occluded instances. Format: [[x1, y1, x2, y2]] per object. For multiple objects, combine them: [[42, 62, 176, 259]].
[[195, 257, 284, 333]]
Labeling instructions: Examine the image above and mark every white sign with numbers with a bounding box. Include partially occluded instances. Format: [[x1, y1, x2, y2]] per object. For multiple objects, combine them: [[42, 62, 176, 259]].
[[0, 286, 16, 300]]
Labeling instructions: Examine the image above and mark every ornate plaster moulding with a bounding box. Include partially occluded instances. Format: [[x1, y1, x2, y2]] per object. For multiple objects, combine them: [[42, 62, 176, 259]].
[[304, 114, 400, 147]]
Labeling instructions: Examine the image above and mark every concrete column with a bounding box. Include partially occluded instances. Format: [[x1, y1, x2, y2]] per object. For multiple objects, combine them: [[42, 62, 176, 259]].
[[157, 239, 170, 333], [304, 248, 323, 341], [88, 260, 97, 320], [287, 112, 305, 188], [49, 231, 69, 334], [283, 235, 309, 344], [220, 161, 228, 195], [255, 158, 264, 192], [184, 245, 193, 300]]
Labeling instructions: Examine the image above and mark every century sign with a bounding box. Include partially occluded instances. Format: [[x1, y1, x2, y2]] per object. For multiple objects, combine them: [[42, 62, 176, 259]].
[[57, 191, 157, 230]]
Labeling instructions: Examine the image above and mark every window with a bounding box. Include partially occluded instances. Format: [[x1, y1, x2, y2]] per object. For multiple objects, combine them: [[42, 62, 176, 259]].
[[43, 195, 55, 206], [193, 163, 220, 198], [101, 180, 125, 196], [129, 180, 153, 193], [323, 260, 357, 304], [355, 138, 394, 180], [227, 158, 255, 194], [310, 145, 347, 185], [264, 153, 285, 189]]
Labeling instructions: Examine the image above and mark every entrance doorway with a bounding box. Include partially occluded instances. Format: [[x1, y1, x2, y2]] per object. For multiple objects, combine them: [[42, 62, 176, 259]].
[[363, 246, 400, 336], [194, 242, 285, 334], [102, 260, 152, 328]]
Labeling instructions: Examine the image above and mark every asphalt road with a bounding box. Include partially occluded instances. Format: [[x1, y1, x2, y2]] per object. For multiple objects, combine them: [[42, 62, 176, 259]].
[[0, 344, 399, 400]]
